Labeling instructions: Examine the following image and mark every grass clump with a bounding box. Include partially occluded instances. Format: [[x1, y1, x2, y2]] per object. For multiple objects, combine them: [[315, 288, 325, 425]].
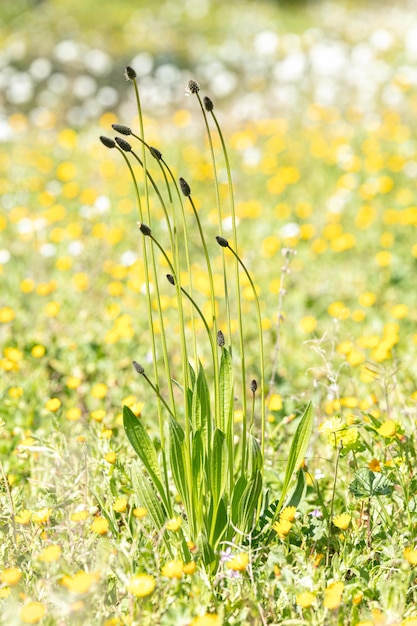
[[100, 69, 314, 576]]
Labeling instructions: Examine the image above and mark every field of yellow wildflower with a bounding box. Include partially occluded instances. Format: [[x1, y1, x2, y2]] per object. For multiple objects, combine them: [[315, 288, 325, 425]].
[[1, 0, 417, 624]]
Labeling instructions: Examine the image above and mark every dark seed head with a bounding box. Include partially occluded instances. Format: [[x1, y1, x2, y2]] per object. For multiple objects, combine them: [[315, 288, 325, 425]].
[[217, 330, 225, 347], [115, 136, 132, 152], [179, 177, 191, 197], [99, 136, 116, 149], [203, 96, 214, 112], [138, 222, 152, 236], [166, 274, 175, 286], [112, 123, 132, 136], [250, 379, 258, 393], [188, 80, 200, 94], [149, 146, 162, 160], [132, 360, 144, 375], [125, 66, 137, 80], [216, 235, 229, 248]]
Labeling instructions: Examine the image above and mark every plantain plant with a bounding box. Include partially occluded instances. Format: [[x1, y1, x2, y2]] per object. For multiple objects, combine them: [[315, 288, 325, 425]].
[[100, 68, 314, 573]]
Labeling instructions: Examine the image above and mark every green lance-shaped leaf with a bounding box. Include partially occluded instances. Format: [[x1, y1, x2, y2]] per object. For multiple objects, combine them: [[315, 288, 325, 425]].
[[276, 401, 314, 516], [240, 469, 263, 534], [123, 405, 170, 512], [210, 496, 228, 550], [231, 474, 248, 527], [219, 347, 233, 433], [131, 460, 172, 555], [191, 429, 204, 531], [247, 434, 263, 479], [168, 416, 189, 507], [210, 428, 229, 507], [191, 363, 211, 450], [349, 468, 394, 498], [285, 468, 307, 509]]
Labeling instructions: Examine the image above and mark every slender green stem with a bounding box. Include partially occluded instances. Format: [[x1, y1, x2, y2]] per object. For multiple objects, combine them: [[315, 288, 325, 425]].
[[1, 460, 17, 548], [210, 108, 247, 476], [220, 240, 265, 458], [326, 443, 342, 566], [194, 92, 232, 353], [162, 159, 198, 366], [187, 194, 221, 429]]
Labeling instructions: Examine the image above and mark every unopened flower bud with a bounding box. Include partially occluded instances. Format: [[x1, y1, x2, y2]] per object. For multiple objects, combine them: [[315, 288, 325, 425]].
[[217, 330, 225, 347], [112, 123, 132, 135], [100, 136, 116, 149], [166, 274, 175, 286], [203, 96, 214, 112], [179, 177, 191, 197], [138, 223, 152, 236], [216, 236, 229, 248], [132, 361, 144, 374], [115, 137, 132, 152], [250, 379, 258, 393], [149, 146, 162, 160], [125, 66, 137, 80]]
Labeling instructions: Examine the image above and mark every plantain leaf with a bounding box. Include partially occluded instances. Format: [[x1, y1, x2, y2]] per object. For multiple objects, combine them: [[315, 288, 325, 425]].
[[248, 434, 263, 479], [240, 470, 263, 533], [192, 429, 204, 531], [210, 428, 228, 508], [123, 405, 169, 510], [210, 496, 228, 550], [130, 460, 172, 554], [231, 474, 248, 527], [285, 468, 307, 509], [276, 401, 314, 514], [168, 416, 189, 508], [219, 347, 233, 433]]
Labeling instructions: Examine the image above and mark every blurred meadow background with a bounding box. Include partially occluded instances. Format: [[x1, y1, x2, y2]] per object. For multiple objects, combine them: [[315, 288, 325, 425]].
[[2, 0, 417, 624]]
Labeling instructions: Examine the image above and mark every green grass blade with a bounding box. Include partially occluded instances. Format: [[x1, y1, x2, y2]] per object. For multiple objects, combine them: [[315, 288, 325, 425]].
[[276, 401, 314, 515]]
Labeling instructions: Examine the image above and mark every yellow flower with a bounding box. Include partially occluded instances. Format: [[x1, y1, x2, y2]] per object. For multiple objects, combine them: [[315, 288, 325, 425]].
[[133, 507, 147, 519], [190, 615, 220, 626], [378, 420, 397, 438], [126, 574, 156, 597], [90, 409, 105, 422], [112, 497, 128, 513], [280, 506, 297, 523], [104, 451, 117, 464], [37, 544, 62, 562], [323, 581, 344, 610], [66, 376, 82, 389], [268, 394, 282, 412], [332, 513, 351, 531], [404, 547, 417, 565], [45, 398, 61, 412], [70, 510, 89, 523], [44, 301, 60, 317], [66, 407, 81, 421], [166, 516, 182, 531], [91, 383, 108, 399], [1, 567, 22, 585], [15, 509, 32, 524], [162, 560, 184, 579], [183, 561, 196, 575], [61, 571, 99, 594], [32, 508, 52, 524], [226, 552, 249, 572], [20, 601, 46, 624], [296, 591, 315, 608], [31, 345, 45, 358], [300, 316, 317, 333], [368, 458, 381, 472], [90, 516, 109, 535], [272, 518, 292, 539], [0, 306, 15, 323]]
